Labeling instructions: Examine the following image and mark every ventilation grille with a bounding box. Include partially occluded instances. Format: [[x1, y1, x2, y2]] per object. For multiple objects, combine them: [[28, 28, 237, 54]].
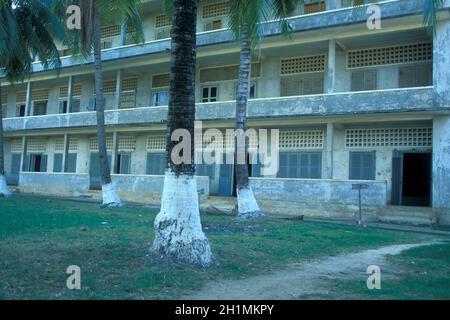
[[101, 25, 120, 38], [89, 137, 113, 151], [122, 78, 138, 91], [28, 139, 47, 153], [59, 84, 82, 98], [103, 79, 117, 94], [152, 74, 170, 88], [279, 130, 324, 149], [118, 136, 136, 151], [54, 138, 79, 152], [147, 136, 165, 150], [281, 55, 326, 75], [155, 14, 171, 28], [120, 92, 136, 109], [16, 91, 27, 103], [347, 42, 432, 69], [345, 128, 433, 148], [32, 89, 49, 101], [202, 2, 229, 19], [11, 139, 22, 153], [304, 2, 326, 14], [200, 63, 261, 83]]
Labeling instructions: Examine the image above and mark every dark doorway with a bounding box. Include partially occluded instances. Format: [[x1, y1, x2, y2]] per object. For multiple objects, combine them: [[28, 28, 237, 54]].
[[401, 152, 432, 207]]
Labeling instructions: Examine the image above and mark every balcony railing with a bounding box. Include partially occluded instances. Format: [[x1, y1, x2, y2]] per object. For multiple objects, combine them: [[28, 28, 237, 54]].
[[3, 87, 437, 132]]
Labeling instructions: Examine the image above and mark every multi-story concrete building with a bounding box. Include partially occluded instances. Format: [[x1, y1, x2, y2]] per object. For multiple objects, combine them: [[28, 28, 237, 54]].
[[1, 0, 450, 224]]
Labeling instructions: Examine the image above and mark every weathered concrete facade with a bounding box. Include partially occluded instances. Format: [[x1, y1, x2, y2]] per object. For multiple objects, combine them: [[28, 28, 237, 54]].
[[1, 0, 450, 224]]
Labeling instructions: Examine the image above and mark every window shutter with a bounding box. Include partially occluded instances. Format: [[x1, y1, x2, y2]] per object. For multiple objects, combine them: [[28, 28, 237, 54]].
[[119, 153, 131, 174], [53, 154, 63, 173], [68, 154, 77, 173], [40, 155, 48, 173]]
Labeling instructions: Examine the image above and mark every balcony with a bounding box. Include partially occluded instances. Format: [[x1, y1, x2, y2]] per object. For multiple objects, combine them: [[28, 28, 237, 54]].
[[3, 87, 438, 133], [23, 0, 433, 75]]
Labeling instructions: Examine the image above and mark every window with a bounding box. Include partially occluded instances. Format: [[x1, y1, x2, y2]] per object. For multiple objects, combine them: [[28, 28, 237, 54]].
[[120, 91, 136, 109], [204, 19, 223, 31], [201, 86, 218, 102], [146, 152, 166, 175], [59, 100, 68, 114], [281, 75, 324, 96], [152, 90, 169, 106], [116, 153, 131, 174], [277, 152, 322, 179], [32, 101, 47, 116], [349, 151, 376, 180], [16, 104, 26, 117], [351, 71, 377, 91], [26, 154, 48, 172], [53, 153, 77, 173], [399, 64, 432, 88]]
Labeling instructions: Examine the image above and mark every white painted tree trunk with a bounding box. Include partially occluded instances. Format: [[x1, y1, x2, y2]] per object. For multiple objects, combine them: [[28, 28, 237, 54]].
[[153, 171, 212, 267], [101, 182, 123, 207], [237, 185, 263, 219], [0, 175, 12, 197]]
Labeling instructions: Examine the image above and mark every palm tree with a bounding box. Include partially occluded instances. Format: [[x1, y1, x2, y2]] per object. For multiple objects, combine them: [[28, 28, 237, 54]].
[[56, 0, 144, 207], [0, 0, 64, 197], [153, 0, 212, 267], [229, 0, 300, 218]]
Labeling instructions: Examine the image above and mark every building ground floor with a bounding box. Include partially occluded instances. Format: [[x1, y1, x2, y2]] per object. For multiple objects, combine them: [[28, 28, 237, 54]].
[[4, 113, 450, 225]]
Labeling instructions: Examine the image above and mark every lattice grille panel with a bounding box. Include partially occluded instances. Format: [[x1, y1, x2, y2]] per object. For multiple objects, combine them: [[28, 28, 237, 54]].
[[279, 130, 324, 149], [345, 128, 432, 148], [119, 136, 136, 151], [32, 89, 49, 101], [28, 139, 47, 152], [59, 84, 82, 98], [202, 2, 229, 19], [147, 136, 165, 150], [104, 79, 117, 93], [89, 137, 113, 151], [101, 25, 120, 38], [11, 139, 22, 153], [54, 138, 79, 151], [120, 91, 136, 109], [347, 42, 432, 69], [122, 78, 138, 91], [155, 14, 171, 28], [281, 55, 326, 75]]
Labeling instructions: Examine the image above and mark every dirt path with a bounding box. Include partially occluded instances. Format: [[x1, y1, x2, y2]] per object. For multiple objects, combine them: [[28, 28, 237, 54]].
[[185, 242, 438, 300]]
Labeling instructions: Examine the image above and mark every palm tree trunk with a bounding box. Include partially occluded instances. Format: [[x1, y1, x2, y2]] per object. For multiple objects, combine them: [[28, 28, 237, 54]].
[[93, 0, 121, 207], [153, 0, 212, 267], [0, 81, 12, 197], [235, 24, 262, 219]]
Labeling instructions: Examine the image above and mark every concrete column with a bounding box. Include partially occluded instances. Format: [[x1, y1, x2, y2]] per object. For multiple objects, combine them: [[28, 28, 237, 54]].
[[327, 40, 336, 94], [20, 136, 28, 172], [327, 0, 337, 10], [432, 115, 450, 225], [67, 76, 74, 113], [114, 70, 122, 110], [111, 132, 119, 174], [120, 23, 127, 46], [25, 82, 32, 116], [62, 134, 69, 172], [325, 123, 334, 179], [433, 19, 450, 107]]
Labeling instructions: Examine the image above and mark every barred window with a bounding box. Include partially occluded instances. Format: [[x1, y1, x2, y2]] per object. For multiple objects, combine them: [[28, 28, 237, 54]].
[[279, 130, 324, 149], [89, 137, 113, 151], [155, 14, 171, 28], [118, 136, 136, 151], [32, 89, 49, 101], [59, 84, 82, 98], [16, 91, 27, 103], [281, 55, 326, 75], [152, 74, 170, 88], [200, 63, 260, 83], [28, 139, 47, 153], [304, 1, 325, 14], [347, 43, 432, 69], [122, 78, 138, 91], [345, 128, 432, 148]]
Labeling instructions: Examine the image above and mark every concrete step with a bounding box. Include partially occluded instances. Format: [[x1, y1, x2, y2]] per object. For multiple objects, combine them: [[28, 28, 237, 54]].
[[379, 206, 437, 226]]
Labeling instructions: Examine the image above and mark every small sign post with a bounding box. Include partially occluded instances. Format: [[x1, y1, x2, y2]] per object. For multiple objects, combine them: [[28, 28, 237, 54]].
[[352, 183, 369, 226]]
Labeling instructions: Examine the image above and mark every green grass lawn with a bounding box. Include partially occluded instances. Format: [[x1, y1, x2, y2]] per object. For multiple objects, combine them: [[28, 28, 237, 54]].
[[0, 195, 448, 300]]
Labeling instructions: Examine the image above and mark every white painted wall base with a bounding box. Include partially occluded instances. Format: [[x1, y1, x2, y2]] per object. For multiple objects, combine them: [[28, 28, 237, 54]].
[[237, 185, 263, 219], [153, 171, 212, 267], [0, 175, 12, 197], [101, 182, 123, 207]]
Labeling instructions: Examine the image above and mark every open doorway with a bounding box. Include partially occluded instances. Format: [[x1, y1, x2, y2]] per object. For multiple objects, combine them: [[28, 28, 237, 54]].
[[392, 152, 432, 207]]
